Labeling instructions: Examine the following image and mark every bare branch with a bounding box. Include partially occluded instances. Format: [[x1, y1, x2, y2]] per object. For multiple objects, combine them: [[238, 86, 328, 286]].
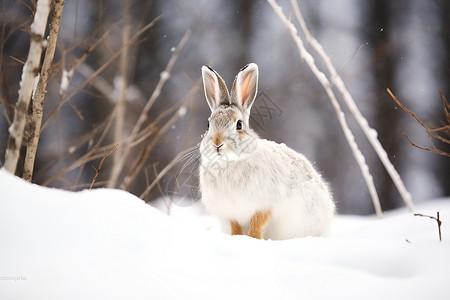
[[90, 144, 118, 190], [41, 15, 162, 132], [387, 88, 450, 145], [140, 146, 198, 201], [267, 0, 383, 217], [414, 212, 442, 241], [388, 89, 450, 158], [288, 0, 413, 213], [108, 28, 192, 188], [23, 0, 65, 182], [121, 104, 189, 191]]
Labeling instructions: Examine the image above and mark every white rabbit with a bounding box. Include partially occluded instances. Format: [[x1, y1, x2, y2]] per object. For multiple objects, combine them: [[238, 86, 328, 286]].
[[199, 63, 334, 240]]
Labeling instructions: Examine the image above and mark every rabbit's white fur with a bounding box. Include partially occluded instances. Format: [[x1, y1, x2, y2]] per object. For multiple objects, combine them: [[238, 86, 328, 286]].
[[199, 63, 334, 240]]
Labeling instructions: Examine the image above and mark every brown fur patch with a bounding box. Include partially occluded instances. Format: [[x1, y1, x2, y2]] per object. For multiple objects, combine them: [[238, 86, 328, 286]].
[[249, 210, 271, 239], [212, 132, 224, 147], [230, 220, 242, 235]]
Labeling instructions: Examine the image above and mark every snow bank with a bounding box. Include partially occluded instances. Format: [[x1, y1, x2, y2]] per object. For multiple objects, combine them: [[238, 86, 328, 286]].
[[0, 169, 449, 300]]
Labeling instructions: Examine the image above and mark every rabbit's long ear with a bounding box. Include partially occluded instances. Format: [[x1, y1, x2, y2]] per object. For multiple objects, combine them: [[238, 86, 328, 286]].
[[231, 63, 258, 112], [202, 65, 229, 111]]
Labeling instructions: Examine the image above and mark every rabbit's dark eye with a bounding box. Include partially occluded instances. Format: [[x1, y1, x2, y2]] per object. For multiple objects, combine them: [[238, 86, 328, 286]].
[[236, 120, 243, 130], [207, 121, 210, 129]]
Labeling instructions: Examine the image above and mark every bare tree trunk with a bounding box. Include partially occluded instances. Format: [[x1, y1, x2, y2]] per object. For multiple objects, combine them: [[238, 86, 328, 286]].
[[109, 0, 132, 188], [23, 0, 65, 182], [361, 0, 410, 210], [3, 0, 52, 174], [438, 0, 450, 196], [233, 0, 254, 68]]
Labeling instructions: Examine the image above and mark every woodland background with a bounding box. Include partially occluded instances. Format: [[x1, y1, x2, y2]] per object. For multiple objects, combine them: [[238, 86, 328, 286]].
[[0, 0, 449, 215]]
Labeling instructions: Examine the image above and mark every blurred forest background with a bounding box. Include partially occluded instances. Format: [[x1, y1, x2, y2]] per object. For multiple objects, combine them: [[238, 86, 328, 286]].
[[1, 0, 449, 215]]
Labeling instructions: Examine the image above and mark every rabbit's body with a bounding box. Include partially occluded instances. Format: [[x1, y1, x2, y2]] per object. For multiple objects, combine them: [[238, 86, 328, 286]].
[[199, 63, 334, 240], [201, 139, 333, 240]]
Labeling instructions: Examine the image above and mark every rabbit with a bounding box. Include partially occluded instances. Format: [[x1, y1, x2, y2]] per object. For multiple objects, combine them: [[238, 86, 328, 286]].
[[199, 63, 335, 240]]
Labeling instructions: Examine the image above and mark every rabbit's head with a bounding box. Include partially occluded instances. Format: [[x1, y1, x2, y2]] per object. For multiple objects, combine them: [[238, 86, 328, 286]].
[[200, 63, 259, 162]]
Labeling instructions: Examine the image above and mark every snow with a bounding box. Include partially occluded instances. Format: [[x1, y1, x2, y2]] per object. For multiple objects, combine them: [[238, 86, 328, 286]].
[[178, 106, 187, 117], [29, 0, 51, 36], [59, 67, 74, 96], [0, 169, 449, 300], [32, 74, 40, 100], [160, 71, 170, 80]]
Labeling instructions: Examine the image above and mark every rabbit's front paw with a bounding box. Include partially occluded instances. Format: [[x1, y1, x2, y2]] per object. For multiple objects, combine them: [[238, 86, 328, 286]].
[[230, 220, 242, 235], [248, 211, 271, 239]]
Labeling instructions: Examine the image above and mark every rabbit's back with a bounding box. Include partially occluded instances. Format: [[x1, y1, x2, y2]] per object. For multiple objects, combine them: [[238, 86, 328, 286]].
[[256, 140, 334, 239]]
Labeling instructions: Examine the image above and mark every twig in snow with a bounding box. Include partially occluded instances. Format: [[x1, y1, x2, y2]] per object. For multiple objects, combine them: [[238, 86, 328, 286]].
[[23, 0, 65, 182], [90, 144, 118, 190], [414, 212, 442, 242], [267, 0, 383, 217], [4, 0, 52, 174]]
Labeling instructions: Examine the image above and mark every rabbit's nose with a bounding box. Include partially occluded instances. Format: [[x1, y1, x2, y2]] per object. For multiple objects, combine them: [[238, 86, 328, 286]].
[[213, 142, 224, 154], [212, 132, 224, 148]]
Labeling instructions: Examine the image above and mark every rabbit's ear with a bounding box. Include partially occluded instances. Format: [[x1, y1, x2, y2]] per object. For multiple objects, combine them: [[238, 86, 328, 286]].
[[231, 63, 259, 112], [202, 65, 229, 111]]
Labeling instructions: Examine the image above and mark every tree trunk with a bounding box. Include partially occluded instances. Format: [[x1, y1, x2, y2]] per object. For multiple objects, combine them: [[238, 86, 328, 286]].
[[3, 0, 52, 174], [361, 0, 409, 210], [23, 0, 65, 182]]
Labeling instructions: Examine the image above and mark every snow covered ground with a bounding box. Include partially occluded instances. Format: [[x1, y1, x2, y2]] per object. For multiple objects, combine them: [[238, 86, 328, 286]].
[[0, 169, 449, 300]]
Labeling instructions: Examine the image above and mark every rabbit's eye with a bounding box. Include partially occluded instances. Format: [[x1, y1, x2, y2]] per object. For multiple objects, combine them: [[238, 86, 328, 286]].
[[207, 121, 210, 129], [236, 120, 243, 130]]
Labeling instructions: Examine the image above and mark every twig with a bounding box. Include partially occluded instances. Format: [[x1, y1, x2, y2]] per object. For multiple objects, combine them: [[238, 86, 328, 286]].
[[338, 43, 367, 75], [4, 0, 52, 174], [388, 88, 450, 158], [140, 146, 198, 201], [267, 0, 383, 217], [42, 142, 118, 186], [152, 163, 172, 215], [288, 0, 413, 213], [89, 144, 118, 190], [40, 97, 176, 186], [414, 212, 442, 242], [121, 80, 200, 190], [402, 132, 450, 158], [108, 28, 192, 188], [387, 88, 450, 145], [23, 0, 65, 182], [41, 15, 162, 132], [40, 24, 118, 131], [121, 104, 188, 191]]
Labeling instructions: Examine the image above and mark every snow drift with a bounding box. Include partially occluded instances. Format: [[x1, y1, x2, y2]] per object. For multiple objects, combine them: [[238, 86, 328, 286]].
[[0, 169, 449, 300]]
